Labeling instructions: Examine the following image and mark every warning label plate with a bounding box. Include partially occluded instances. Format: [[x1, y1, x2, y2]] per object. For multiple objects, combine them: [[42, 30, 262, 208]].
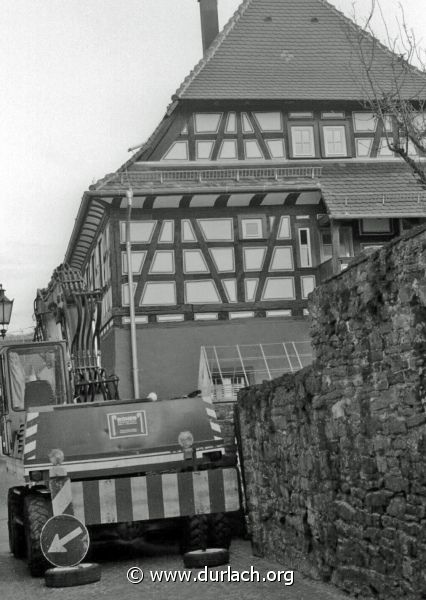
[[107, 410, 148, 439]]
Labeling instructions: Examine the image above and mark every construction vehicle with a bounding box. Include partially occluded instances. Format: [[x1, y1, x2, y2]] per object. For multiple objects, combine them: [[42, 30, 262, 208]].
[[1, 264, 240, 576]]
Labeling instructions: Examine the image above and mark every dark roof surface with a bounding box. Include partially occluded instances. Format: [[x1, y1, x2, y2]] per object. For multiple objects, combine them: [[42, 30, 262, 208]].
[[176, 0, 426, 101], [321, 161, 426, 217]]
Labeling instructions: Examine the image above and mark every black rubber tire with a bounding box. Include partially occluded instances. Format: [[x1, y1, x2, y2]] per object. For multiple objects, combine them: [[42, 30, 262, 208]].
[[180, 515, 208, 553], [208, 513, 232, 550], [183, 548, 229, 569], [45, 563, 101, 588], [8, 488, 26, 558], [24, 494, 52, 577]]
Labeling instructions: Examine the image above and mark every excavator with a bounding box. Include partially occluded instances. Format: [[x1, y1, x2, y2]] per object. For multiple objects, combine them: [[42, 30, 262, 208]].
[[0, 264, 240, 576]]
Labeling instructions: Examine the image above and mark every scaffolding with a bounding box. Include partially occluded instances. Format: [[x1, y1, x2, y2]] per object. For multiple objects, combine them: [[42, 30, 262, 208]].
[[199, 341, 313, 402]]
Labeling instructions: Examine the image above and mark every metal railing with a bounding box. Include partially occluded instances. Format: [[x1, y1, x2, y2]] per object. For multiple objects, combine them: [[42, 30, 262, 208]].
[[328, 192, 426, 205], [199, 341, 313, 402], [123, 166, 323, 184]]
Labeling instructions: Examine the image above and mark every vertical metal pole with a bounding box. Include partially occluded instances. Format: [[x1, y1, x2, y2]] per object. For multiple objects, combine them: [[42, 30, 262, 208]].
[[126, 189, 140, 398], [259, 343, 272, 380], [236, 344, 249, 386]]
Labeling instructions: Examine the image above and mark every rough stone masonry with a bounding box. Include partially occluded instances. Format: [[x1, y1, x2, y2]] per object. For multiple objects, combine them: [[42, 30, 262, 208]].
[[237, 225, 426, 599]]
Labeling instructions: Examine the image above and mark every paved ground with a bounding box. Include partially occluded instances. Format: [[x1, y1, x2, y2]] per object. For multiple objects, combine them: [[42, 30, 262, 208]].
[[0, 460, 349, 600]]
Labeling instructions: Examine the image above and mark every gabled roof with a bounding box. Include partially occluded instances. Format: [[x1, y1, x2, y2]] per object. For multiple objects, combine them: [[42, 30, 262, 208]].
[[176, 0, 426, 101]]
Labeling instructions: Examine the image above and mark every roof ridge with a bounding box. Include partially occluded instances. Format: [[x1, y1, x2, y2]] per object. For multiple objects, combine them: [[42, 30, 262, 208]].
[[174, 0, 255, 99]]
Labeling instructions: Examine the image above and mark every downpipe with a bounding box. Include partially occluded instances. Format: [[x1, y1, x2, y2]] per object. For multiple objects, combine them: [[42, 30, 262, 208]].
[[126, 189, 140, 398]]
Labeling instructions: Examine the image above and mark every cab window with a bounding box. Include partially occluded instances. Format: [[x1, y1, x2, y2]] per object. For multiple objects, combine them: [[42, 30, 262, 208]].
[[7, 346, 66, 410]]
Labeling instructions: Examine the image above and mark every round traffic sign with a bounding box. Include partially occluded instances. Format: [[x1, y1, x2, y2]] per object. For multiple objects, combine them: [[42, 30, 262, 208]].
[[40, 514, 90, 568]]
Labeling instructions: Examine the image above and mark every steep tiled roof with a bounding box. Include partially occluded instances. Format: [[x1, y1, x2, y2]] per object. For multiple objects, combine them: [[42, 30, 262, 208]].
[[321, 161, 426, 217], [176, 0, 426, 100]]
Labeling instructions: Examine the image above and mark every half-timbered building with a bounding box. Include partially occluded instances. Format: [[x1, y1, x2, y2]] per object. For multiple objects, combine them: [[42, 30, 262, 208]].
[[63, 0, 426, 400]]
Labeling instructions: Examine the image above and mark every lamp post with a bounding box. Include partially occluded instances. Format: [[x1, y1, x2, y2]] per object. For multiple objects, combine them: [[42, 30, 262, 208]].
[[0, 285, 14, 339]]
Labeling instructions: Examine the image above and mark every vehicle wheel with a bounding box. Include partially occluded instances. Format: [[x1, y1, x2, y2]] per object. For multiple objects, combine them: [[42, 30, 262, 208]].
[[180, 514, 208, 553], [24, 494, 52, 577], [8, 488, 26, 558], [45, 563, 101, 587], [183, 548, 229, 569], [208, 513, 232, 549]]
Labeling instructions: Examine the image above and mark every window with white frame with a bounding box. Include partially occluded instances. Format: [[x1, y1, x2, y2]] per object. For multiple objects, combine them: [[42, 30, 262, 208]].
[[194, 113, 222, 133], [244, 139, 264, 159], [183, 250, 209, 273], [242, 113, 254, 133], [301, 275, 316, 299], [225, 112, 237, 133], [356, 138, 373, 157], [158, 220, 174, 243], [319, 231, 332, 262], [262, 277, 295, 300], [277, 216, 291, 239], [243, 247, 267, 271], [290, 126, 315, 157], [270, 247, 294, 271], [353, 112, 377, 132], [298, 228, 312, 267], [185, 280, 221, 304], [377, 138, 395, 157], [244, 279, 258, 301], [140, 282, 176, 306], [149, 251, 175, 274], [198, 219, 233, 241], [182, 220, 196, 242], [240, 217, 264, 239], [253, 112, 282, 132], [120, 221, 156, 243], [162, 141, 189, 161], [223, 279, 237, 303], [218, 140, 238, 160], [196, 140, 214, 160], [209, 248, 235, 272], [266, 139, 286, 158], [122, 283, 137, 306], [322, 125, 347, 157], [121, 251, 146, 274]]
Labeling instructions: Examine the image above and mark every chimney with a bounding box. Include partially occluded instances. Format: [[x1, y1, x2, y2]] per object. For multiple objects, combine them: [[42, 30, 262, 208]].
[[198, 0, 219, 53]]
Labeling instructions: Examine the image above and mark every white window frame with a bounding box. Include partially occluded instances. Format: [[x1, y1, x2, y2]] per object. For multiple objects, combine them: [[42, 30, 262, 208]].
[[148, 250, 175, 275], [290, 126, 315, 158], [183, 249, 209, 274], [194, 112, 222, 133], [162, 141, 189, 161], [261, 277, 296, 301], [240, 217, 265, 239], [298, 228, 312, 268], [322, 125, 348, 157], [269, 247, 294, 271], [301, 275, 316, 299], [196, 140, 215, 160], [277, 216, 291, 239], [184, 280, 221, 305], [352, 112, 377, 133]]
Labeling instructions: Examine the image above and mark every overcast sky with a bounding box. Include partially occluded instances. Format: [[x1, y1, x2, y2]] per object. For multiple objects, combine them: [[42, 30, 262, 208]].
[[2, 0, 425, 334]]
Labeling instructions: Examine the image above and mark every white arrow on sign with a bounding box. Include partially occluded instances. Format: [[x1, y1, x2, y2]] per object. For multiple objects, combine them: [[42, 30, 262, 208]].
[[48, 526, 83, 553]]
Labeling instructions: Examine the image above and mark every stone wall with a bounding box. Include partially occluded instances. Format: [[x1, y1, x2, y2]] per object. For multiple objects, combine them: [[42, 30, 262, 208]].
[[237, 226, 426, 599]]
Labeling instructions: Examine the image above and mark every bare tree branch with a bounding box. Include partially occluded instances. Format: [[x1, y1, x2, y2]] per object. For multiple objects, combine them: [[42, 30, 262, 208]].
[[344, 0, 426, 187]]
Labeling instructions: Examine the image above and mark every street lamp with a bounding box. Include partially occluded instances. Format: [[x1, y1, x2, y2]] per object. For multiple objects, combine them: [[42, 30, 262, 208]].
[[0, 285, 14, 339]]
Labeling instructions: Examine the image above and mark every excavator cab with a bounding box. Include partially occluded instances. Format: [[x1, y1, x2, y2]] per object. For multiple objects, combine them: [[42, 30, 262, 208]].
[[0, 341, 71, 457]]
